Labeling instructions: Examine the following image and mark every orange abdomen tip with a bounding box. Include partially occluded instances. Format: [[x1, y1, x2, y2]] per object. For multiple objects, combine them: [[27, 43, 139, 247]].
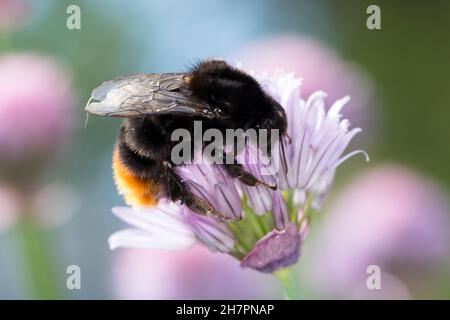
[[112, 147, 161, 207]]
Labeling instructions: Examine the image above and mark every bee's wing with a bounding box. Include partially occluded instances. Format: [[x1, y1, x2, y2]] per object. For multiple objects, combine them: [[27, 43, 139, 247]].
[[85, 73, 214, 118]]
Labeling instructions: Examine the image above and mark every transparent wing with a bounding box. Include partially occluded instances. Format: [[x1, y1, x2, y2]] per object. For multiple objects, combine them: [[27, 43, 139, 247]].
[[85, 73, 214, 118]]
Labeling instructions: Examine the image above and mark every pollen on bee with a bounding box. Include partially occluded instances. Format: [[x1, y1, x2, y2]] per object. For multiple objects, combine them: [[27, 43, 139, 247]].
[[184, 75, 193, 85]]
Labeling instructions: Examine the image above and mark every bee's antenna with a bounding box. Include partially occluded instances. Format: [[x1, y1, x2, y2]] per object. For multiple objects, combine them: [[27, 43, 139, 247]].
[[84, 112, 90, 129], [85, 96, 94, 110], [84, 96, 95, 129]]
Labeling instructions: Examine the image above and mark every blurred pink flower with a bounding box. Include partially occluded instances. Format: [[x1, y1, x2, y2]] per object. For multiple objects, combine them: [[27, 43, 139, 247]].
[[30, 183, 80, 229], [112, 245, 278, 299], [0, 0, 31, 33], [0, 182, 80, 231], [0, 52, 75, 167], [234, 34, 375, 133], [0, 184, 20, 232], [303, 164, 450, 299]]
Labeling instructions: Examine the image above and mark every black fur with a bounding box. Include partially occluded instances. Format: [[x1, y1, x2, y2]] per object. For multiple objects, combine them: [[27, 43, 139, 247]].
[[117, 60, 287, 219], [188, 60, 286, 133]]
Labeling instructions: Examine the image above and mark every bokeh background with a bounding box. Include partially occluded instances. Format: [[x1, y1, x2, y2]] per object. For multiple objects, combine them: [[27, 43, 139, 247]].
[[1, 0, 449, 299]]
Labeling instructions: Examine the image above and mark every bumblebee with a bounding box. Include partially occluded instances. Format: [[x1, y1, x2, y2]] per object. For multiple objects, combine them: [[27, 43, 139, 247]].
[[86, 60, 287, 219]]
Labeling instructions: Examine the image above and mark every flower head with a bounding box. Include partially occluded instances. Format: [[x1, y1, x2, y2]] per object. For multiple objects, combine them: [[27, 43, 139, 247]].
[[256, 71, 369, 209], [304, 165, 450, 299], [0, 0, 31, 33], [0, 53, 75, 173], [109, 69, 366, 274]]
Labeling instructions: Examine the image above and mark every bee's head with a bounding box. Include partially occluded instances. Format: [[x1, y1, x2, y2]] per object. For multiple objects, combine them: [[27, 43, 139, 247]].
[[255, 96, 289, 173], [255, 95, 287, 139]]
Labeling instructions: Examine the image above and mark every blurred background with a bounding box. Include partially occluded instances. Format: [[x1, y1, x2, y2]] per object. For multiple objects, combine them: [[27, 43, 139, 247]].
[[0, 0, 449, 299]]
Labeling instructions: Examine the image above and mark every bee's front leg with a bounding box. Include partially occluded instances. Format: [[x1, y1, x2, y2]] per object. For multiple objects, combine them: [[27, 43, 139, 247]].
[[221, 155, 277, 190], [164, 165, 229, 220]]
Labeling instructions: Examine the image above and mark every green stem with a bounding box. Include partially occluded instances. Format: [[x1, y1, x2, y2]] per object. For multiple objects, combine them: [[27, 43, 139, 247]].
[[16, 215, 61, 299], [243, 204, 267, 238], [298, 193, 314, 226], [0, 32, 14, 52], [274, 267, 302, 300], [285, 189, 297, 223]]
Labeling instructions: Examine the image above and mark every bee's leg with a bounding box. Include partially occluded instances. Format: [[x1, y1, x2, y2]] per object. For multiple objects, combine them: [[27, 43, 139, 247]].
[[163, 164, 228, 219], [164, 165, 185, 201], [182, 191, 232, 220], [222, 160, 277, 190]]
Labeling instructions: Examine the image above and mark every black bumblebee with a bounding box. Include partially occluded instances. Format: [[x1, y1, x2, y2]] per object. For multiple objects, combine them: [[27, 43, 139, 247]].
[[86, 60, 287, 220]]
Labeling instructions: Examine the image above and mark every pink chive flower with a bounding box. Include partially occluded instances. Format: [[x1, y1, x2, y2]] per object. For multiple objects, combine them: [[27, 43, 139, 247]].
[[112, 245, 277, 299], [0, 53, 75, 168], [0, 183, 80, 231], [234, 34, 375, 133], [304, 165, 450, 299], [30, 183, 80, 229], [0, 0, 31, 33], [255, 71, 369, 210], [108, 68, 367, 283]]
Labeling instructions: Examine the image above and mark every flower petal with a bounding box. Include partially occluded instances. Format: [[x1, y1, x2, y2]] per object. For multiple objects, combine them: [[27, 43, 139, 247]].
[[241, 223, 302, 273], [186, 213, 235, 252], [112, 204, 193, 237], [214, 182, 243, 219], [243, 184, 273, 215], [108, 228, 196, 250], [272, 192, 290, 230]]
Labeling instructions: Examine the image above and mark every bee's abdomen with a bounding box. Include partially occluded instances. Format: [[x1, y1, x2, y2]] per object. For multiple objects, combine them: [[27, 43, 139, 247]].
[[112, 145, 162, 207]]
